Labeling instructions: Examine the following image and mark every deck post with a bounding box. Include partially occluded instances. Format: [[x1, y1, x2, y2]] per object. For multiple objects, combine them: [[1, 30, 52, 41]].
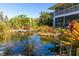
[[53, 10, 56, 28], [69, 45, 72, 56], [63, 4, 66, 27], [63, 16, 65, 27], [59, 38, 62, 55]]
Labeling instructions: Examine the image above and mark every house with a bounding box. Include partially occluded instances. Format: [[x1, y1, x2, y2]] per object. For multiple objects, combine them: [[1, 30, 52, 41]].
[[49, 3, 79, 27]]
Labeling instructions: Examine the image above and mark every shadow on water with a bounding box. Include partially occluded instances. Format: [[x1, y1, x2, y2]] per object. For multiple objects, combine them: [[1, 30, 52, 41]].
[[0, 31, 56, 56]]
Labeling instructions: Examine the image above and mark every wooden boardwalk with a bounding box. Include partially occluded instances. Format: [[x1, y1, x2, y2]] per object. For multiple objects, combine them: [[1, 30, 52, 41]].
[[37, 32, 54, 36]]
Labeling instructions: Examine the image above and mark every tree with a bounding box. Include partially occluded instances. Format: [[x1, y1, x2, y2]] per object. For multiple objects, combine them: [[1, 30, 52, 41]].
[[38, 11, 53, 26], [5, 15, 8, 22], [0, 11, 4, 21], [9, 17, 21, 29], [31, 19, 38, 29], [9, 14, 32, 30], [0, 11, 8, 22]]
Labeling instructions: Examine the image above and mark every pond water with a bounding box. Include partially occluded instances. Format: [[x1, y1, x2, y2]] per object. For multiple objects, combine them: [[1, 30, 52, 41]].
[[0, 32, 56, 56]]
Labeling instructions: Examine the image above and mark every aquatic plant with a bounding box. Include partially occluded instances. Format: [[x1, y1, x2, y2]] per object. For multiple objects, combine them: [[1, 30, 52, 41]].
[[37, 25, 54, 33], [40, 36, 53, 42], [0, 21, 12, 44], [59, 20, 79, 47], [3, 48, 11, 56]]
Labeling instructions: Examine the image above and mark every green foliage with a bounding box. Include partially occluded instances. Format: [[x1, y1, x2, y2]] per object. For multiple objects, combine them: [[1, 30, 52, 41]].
[[31, 19, 38, 29], [9, 17, 21, 29], [38, 11, 53, 26], [9, 14, 30, 29], [9, 14, 38, 30]]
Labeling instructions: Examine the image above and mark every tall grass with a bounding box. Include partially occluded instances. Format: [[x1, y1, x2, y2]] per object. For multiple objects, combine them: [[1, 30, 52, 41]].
[[0, 21, 12, 44]]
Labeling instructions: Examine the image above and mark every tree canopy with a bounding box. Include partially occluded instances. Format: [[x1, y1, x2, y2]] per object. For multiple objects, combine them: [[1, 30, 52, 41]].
[[38, 11, 53, 26]]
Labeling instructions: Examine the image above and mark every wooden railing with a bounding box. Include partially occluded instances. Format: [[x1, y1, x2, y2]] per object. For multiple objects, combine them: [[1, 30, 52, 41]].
[[55, 4, 79, 16]]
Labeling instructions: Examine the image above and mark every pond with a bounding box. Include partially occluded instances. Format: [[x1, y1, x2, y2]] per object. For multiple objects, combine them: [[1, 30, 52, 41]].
[[0, 31, 56, 56]]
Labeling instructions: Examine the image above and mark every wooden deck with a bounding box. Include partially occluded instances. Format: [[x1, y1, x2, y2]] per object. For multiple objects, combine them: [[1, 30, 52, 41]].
[[37, 32, 54, 36]]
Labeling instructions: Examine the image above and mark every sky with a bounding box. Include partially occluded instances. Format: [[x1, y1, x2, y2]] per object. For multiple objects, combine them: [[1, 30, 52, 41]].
[[0, 3, 55, 18]]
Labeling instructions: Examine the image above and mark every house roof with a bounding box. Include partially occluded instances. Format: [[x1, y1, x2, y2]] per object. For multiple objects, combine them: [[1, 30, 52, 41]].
[[48, 3, 64, 10]]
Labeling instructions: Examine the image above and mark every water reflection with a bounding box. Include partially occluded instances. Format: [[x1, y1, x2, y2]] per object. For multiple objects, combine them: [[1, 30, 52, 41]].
[[40, 35, 54, 44], [0, 32, 55, 56]]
